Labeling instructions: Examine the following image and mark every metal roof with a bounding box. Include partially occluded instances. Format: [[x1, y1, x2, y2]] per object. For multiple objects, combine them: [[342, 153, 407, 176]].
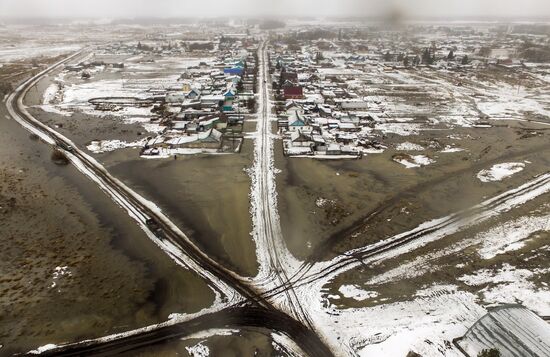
[[455, 305, 550, 357]]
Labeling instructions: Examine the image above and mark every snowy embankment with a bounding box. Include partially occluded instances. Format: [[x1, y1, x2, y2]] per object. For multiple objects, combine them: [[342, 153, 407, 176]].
[[477, 162, 525, 182]]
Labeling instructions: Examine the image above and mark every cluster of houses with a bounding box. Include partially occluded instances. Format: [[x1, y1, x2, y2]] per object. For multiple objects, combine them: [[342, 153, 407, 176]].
[[269, 25, 550, 159], [89, 36, 259, 156], [271, 45, 379, 159], [143, 42, 258, 156]]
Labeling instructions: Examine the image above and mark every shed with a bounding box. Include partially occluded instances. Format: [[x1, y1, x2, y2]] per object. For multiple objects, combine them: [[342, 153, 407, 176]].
[[454, 305, 550, 357]]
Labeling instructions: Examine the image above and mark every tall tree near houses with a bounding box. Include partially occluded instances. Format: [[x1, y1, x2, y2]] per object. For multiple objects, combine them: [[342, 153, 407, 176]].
[[422, 48, 433, 65], [447, 49, 455, 60]]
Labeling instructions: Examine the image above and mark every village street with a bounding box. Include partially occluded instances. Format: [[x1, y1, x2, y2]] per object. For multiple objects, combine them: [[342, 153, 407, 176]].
[[248, 40, 313, 327]]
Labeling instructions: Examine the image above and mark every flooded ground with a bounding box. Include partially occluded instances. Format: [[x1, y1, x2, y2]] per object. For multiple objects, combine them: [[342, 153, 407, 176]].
[[0, 71, 214, 354], [276, 122, 550, 261]]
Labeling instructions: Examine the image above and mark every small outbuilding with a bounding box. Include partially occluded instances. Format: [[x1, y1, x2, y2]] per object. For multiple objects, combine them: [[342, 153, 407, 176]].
[[454, 305, 550, 357]]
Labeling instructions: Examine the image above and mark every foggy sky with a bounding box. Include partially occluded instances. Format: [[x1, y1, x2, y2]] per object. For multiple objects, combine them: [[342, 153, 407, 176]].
[[2, 0, 550, 19]]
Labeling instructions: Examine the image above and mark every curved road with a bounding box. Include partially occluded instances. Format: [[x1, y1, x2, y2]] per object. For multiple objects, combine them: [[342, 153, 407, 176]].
[[6, 48, 333, 356], [34, 306, 331, 357]]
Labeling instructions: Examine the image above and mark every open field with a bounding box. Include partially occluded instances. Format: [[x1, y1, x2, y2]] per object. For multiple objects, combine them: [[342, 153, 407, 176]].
[[1, 19, 550, 357]]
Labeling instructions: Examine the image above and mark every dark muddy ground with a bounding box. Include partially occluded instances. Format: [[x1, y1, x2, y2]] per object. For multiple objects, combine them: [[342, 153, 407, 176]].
[[0, 64, 214, 355]]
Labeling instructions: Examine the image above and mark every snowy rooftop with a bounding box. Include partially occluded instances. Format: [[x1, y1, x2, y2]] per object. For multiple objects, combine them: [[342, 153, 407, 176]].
[[456, 305, 550, 357]]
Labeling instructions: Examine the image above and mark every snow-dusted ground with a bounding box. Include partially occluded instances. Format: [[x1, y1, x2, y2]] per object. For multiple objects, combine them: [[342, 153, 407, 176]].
[[86, 139, 146, 153], [247, 45, 550, 357], [277, 173, 550, 356], [477, 162, 525, 182], [17, 38, 550, 357], [459, 264, 550, 315]]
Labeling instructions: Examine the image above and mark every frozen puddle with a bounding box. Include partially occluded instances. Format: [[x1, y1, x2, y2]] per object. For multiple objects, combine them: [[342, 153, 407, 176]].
[[477, 162, 525, 182]]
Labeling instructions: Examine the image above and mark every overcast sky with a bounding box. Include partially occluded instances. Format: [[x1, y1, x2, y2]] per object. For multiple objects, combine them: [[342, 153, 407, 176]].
[[1, 0, 550, 19]]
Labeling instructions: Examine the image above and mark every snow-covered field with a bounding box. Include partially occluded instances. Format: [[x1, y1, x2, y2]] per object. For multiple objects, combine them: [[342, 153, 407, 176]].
[[0, 44, 81, 63], [283, 173, 550, 356], [16, 27, 550, 357]]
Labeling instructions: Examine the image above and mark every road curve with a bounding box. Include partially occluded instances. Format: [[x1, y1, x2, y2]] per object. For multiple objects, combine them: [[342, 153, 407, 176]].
[[7, 49, 334, 357], [28, 306, 333, 357], [6, 49, 264, 306]]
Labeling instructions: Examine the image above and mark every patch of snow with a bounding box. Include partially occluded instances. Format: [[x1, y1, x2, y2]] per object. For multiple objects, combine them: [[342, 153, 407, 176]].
[[458, 264, 535, 286], [396, 142, 425, 151], [376, 123, 423, 136], [394, 154, 434, 168], [441, 145, 465, 153], [459, 264, 550, 315], [28, 344, 58, 354], [338, 285, 379, 301], [42, 84, 59, 105], [185, 342, 209, 357], [315, 197, 334, 208], [50, 266, 71, 289], [477, 214, 550, 259], [86, 139, 145, 153], [477, 162, 525, 182]]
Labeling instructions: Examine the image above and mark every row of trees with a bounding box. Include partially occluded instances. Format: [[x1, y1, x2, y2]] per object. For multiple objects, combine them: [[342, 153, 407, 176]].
[[384, 49, 470, 66]]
